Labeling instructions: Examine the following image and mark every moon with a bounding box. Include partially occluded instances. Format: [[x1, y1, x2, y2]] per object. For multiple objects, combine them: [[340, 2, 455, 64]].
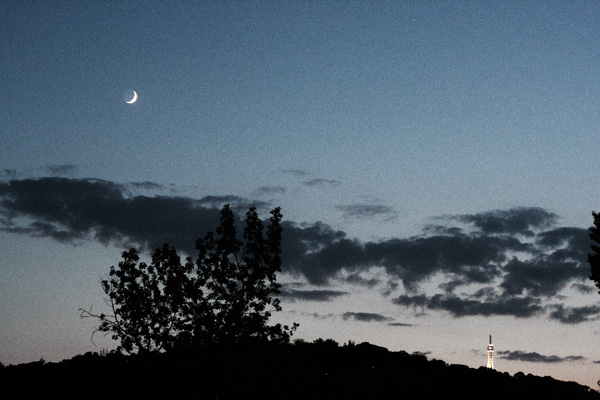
[[124, 90, 138, 104]]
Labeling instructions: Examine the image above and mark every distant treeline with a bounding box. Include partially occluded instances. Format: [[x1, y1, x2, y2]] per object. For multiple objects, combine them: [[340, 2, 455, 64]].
[[2, 340, 598, 399]]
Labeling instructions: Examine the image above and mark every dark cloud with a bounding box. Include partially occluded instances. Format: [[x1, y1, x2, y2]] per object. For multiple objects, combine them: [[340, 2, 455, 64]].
[[286, 230, 525, 289], [196, 195, 270, 212], [421, 224, 465, 236], [388, 322, 414, 327], [500, 229, 590, 297], [571, 282, 595, 294], [0, 177, 222, 254], [498, 350, 585, 363], [303, 178, 341, 187], [280, 289, 350, 302], [280, 221, 348, 284], [298, 311, 336, 320], [283, 207, 596, 323], [548, 304, 600, 324], [342, 312, 392, 322], [392, 292, 544, 319], [282, 169, 309, 176], [336, 204, 397, 220], [1, 220, 83, 244], [284, 237, 365, 285], [345, 272, 380, 287], [536, 227, 588, 248], [449, 207, 559, 236], [536, 227, 591, 264], [502, 259, 581, 297], [371, 234, 525, 290], [0, 178, 597, 325]]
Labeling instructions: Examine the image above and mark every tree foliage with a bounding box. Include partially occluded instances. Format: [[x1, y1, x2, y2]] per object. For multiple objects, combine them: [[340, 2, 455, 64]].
[[81, 205, 297, 354], [589, 211, 600, 293]]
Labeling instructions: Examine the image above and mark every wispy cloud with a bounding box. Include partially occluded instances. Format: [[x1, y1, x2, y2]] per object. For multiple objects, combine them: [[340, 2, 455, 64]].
[[280, 288, 350, 302], [498, 350, 585, 363], [342, 312, 392, 322], [303, 178, 341, 187], [254, 185, 287, 196], [335, 204, 398, 221], [46, 164, 78, 176], [388, 322, 414, 327], [282, 169, 309, 177]]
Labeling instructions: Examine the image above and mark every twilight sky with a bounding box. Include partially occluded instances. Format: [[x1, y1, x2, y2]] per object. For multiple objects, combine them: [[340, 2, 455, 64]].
[[2, 0, 600, 389]]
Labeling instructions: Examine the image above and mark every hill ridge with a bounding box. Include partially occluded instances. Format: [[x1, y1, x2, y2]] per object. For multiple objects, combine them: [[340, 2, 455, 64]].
[[2, 341, 598, 398]]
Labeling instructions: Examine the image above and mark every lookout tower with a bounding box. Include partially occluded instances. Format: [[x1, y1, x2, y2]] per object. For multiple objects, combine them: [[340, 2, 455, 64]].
[[487, 335, 494, 369]]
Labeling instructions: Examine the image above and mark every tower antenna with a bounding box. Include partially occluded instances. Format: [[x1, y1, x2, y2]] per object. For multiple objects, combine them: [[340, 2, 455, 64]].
[[487, 335, 494, 369]]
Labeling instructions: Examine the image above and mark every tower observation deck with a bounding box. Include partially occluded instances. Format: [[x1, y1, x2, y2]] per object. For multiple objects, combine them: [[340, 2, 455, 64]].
[[487, 335, 494, 369]]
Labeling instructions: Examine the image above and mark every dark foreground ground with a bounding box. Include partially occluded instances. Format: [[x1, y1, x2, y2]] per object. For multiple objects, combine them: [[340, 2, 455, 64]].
[[2, 341, 599, 399]]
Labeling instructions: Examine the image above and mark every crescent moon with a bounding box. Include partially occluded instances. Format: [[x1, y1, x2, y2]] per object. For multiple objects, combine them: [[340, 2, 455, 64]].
[[126, 90, 138, 104]]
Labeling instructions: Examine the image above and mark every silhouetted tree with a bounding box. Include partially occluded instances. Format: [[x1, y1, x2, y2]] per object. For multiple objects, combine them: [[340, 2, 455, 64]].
[[312, 338, 339, 347], [191, 205, 297, 346], [82, 244, 192, 353], [589, 211, 600, 293], [80, 205, 297, 354]]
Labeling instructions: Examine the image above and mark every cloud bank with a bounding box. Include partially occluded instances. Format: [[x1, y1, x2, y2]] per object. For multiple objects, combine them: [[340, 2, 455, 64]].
[[1, 177, 597, 327]]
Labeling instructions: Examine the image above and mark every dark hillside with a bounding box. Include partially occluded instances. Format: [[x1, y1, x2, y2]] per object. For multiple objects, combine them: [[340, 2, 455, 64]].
[[2, 341, 598, 399]]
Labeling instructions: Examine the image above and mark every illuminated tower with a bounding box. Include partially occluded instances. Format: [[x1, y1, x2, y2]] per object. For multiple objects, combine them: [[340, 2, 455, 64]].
[[486, 335, 494, 369]]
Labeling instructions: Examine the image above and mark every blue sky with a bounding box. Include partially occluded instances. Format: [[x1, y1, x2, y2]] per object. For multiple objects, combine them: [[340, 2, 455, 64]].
[[2, 0, 600, 389]]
